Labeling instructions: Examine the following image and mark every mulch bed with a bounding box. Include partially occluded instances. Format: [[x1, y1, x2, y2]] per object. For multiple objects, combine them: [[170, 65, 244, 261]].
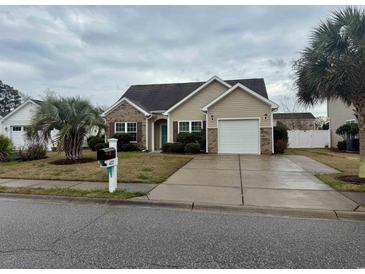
[[50, 158, 96, 165], [338, 175, 365, 185]]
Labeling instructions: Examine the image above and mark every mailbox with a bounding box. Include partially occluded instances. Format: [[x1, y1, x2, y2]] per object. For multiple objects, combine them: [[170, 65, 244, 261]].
[[97, 147, 117, 168], [97, 147, 116, 161]]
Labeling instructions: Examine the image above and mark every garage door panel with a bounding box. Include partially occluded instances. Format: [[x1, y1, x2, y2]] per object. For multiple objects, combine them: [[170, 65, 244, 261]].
[[218, 119, 259, 154]]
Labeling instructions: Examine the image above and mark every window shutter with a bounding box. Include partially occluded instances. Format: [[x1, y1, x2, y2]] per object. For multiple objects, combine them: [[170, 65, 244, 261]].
[[109, 122, 114, 137], [137, 122, 142, 142], [203, 120, 206, 131], [173, 121, 178, 142]]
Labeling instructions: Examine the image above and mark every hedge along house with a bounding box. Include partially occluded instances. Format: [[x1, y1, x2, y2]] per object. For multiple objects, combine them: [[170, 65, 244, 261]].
[[102, 76, 279, 154]]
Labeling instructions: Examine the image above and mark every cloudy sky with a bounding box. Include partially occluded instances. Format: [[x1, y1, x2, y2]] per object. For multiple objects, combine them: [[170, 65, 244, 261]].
[[0, 5, 341, 116]]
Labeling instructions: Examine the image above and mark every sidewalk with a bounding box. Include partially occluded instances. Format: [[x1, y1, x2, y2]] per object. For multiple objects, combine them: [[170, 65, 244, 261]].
[[0, 178, 157, 193]]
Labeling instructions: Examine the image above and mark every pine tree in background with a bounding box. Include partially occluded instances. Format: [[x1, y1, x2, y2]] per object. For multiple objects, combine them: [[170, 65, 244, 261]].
[[0, 80, 22, 115]]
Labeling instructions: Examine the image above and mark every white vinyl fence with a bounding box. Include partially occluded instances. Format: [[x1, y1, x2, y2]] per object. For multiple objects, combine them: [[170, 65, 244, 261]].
[[287, 130, 330, 148]]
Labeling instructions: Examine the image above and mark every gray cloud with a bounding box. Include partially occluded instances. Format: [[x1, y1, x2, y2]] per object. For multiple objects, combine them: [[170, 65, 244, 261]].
[[0, 5, 339, 116]]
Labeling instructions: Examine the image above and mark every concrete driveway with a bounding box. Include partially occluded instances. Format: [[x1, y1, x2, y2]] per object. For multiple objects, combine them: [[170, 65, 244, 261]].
[[148, 154, 358, 211]]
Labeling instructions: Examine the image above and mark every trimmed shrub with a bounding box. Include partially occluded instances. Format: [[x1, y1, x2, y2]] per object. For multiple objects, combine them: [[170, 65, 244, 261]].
[[185, 142, 201, 154], [0, 135, 13, 162], [274, 139, 288, 154], [162, 143, 173, 153], [87, 135, 105, 151], [177, 130, 206, 151], [337, 140, 347, 151], [120, 143, 139, 151], [95, 142, 109, 151], [177, 132, 199, 145], [274, 122, 288, 154], [19, 144, 47, 161], [170, 142, 185, 153], [112, 133, 133, 151]]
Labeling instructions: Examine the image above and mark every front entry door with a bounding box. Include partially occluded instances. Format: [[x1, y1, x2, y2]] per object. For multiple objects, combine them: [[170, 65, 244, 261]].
[[160, 123, 167, 146]]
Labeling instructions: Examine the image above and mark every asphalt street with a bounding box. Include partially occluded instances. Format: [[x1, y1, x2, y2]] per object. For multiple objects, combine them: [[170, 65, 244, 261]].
[[0, 197, 364, 268]]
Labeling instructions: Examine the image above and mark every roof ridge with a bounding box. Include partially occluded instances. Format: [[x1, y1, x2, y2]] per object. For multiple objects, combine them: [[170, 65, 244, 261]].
[[129, 78, 265, 87]]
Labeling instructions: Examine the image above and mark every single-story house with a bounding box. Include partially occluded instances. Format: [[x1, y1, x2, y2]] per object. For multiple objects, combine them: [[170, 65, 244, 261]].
[[327, 99, 357, 148], [273, 112, 316, 130], [102, 76, 279, 154]]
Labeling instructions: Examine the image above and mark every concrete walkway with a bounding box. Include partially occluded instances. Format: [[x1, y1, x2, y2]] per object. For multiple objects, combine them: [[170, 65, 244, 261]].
[[148, 154, 359, 211], [0, 178, 157, 193]]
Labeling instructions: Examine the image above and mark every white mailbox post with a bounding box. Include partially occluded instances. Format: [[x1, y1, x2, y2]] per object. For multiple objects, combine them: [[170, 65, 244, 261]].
[[97, 138, 118, 193], [107, 138, 118, 192]]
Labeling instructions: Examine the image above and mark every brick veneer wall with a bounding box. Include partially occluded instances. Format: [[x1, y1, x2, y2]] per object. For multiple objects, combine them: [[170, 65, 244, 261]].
[[208, 128, 218, 153], [105, 100, 146, 150], [260, 128, 273, 154]]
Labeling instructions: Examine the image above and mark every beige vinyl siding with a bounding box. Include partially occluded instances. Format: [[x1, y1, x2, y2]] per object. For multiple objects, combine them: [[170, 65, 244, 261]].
[[168, 81, 228, 142], [207, 88, 272, 128], [327, 99, 356, 147]]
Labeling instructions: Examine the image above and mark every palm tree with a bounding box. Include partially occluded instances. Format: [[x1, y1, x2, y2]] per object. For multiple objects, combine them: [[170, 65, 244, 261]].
[[294, 6, 365, 178], [29, 96, 105, 161]]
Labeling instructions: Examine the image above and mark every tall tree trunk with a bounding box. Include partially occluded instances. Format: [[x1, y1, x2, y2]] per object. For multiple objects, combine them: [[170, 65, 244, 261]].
[[355, 100, 365, 178], [359, 117, 365, 178]]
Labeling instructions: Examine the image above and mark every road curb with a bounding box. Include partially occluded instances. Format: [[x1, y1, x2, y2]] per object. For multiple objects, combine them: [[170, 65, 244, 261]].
[[0, 193, 193, 209], [193, 202, 338, 220], [1, 193, 364, 221], [335, 210, 365, 221]]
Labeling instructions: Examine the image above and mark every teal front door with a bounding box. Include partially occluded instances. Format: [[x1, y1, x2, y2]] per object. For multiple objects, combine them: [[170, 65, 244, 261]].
[[161, 123, 167, 146]]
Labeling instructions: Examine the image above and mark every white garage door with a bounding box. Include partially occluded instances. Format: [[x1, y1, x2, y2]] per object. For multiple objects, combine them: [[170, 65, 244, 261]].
[[218, 119, 260, 154], [11, 126, 27, 149]]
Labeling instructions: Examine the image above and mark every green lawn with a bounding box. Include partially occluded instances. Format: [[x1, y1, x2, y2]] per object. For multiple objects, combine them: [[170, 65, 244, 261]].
[[285, 148, 364, 192], [0, 185, 145, 199], [0, 150, 193, 184]]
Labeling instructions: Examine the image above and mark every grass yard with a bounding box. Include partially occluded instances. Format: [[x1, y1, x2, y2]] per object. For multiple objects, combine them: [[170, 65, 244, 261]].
[[0, 150, 192, 184], [0, 185, 144, 199], [285, 148, 365, 192]]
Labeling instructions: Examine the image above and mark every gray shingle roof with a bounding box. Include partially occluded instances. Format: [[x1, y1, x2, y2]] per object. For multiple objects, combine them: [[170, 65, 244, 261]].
[[273, 112, 316, 120], [120, 78, 268, 112]]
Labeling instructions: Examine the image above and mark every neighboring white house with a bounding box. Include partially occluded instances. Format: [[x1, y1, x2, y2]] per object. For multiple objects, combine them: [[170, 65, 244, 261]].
[[0, 99, 59, 150], [327, 99, 357, 148], [0, 98, 101, 150]]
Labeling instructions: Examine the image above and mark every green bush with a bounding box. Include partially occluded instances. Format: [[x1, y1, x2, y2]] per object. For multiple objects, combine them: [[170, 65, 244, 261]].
[[185, 142, 201, 154], [170, 142, 185, 153], [177, 132, 199, 145], [274, 139, 288, 154], [336, 123, 359, 140], [87, 135, 105, 151], [112, 133, 133, 151], [19, 144, 47, 161], [177, 130, 206, 151], [95, 142, 109, 151], [274, 122, 288, 154], [162, 143, 173, 153], [120, 143, 139, 151], [0, 135, 13, 162], [337, 140, 347, 151]]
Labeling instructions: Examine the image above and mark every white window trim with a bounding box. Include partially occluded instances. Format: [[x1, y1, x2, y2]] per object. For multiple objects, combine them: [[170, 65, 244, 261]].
[[114, 122, 138, 143], [178, 120, 203, 133]]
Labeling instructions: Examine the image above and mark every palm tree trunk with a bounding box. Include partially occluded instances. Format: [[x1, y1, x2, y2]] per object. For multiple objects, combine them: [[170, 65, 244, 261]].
[[359, 118, 365, 178]]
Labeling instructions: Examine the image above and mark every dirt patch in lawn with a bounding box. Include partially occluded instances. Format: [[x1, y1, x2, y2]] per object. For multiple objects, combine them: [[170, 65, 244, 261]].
[[50, 158, 96, 165], [338, 175, 365, 185]]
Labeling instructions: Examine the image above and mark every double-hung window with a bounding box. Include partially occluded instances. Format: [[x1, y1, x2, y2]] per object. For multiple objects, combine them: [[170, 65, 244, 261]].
[[178, 121, 202, 133], [115, 122, 137, 142]]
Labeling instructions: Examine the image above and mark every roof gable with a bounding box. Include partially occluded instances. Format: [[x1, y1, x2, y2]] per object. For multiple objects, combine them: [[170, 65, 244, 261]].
[[202, 83, 278, 111], [119, 77, 268, 112], [101, 97, 150, 117], [0, 99, 40, 122]]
